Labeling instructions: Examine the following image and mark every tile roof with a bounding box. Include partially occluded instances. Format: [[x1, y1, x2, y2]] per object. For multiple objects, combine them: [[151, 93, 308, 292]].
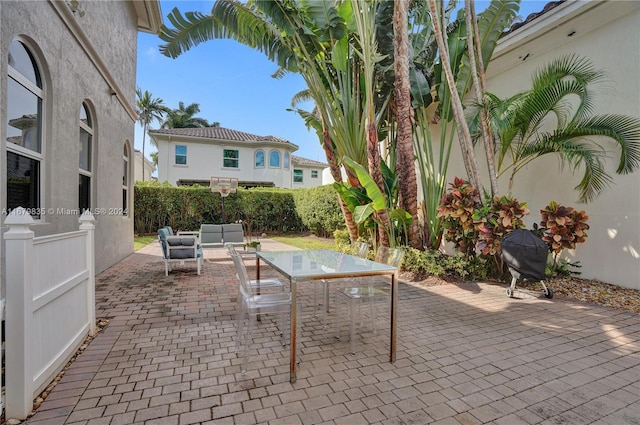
[[292, 155, 327, 167], [149, 127, 297, 147], [502, 1, 565, 37]]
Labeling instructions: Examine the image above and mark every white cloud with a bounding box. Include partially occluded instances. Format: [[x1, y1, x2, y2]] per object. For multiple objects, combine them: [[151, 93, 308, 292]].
[[144, 47, 159, 63]]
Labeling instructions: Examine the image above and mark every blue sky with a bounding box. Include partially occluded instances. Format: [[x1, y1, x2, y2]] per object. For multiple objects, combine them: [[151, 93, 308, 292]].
[[135, 0, 549, 165]]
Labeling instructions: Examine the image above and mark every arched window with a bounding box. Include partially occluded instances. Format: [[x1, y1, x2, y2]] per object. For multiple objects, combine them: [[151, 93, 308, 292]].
[[269, 150, 280, 168], [79, 102, 93, 212], [6, 40, 43, 217], [284, 152, 290, 170], [255, 150, 265, 168], [122, 142, 130, 216]]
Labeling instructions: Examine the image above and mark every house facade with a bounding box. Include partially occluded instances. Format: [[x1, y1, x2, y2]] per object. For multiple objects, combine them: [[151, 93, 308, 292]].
[[134, 149, 156, 182], [445, 1, 640, 289], [150, 127, 328, 189], [1, 0, 163, 273]]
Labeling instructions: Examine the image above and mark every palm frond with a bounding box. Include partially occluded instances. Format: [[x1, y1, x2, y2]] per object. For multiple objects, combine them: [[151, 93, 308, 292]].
[[570, 114, 640, 174], [522, 132, 611, 202], [159, 8, 216, 58], [290, 89, 313, 107]]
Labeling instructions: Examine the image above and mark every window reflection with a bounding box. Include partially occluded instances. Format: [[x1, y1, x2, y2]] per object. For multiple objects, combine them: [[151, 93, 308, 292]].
[[7, 152, 40, 216], [8, 40, 40, 86], [6, 78, 41, 153]]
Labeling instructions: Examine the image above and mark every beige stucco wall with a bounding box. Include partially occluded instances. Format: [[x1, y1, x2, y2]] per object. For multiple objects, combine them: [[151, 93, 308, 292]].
[[445, 2, 640, 289], [291, 164, 326, 189], [1, 1, 138, 273], [134, 150, 155, 182]]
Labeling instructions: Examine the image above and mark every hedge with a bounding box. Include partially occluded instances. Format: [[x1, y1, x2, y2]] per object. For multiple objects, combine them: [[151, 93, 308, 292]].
[[134, 182, 345, 237]]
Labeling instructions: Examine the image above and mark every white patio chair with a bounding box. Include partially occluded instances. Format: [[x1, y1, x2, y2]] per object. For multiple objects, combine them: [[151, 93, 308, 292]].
[[335, 246, 404, 354], [229, 251, 300, 375]]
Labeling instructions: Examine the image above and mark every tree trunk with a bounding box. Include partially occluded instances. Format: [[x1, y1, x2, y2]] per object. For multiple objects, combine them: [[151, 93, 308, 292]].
[[322, 129, 359, 242], [428, 0, 482, 191], [141, 124, 147, 182], [393, 0, 422, 249], [466, 0, 498, 196], [366, 119, 392, 247]]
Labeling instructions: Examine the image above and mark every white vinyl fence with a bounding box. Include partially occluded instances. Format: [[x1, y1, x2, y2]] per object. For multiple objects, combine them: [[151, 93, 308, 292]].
[[3, 207, 95, 420]]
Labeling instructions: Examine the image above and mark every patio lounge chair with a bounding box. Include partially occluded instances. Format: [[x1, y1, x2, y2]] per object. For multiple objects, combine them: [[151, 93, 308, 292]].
[[158, 227, 202, 275]]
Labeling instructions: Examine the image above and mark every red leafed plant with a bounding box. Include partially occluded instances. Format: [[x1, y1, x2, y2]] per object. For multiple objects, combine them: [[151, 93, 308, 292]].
[[475, 195, 530, 256], [538, 201, 590, 273], [437, 177, 481, 256]]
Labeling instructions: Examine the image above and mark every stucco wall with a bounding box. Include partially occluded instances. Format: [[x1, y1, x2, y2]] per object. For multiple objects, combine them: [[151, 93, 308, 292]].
[[291, 165, 325, 189], [1, 1, 138, 273], [445, 3, 640, 289]]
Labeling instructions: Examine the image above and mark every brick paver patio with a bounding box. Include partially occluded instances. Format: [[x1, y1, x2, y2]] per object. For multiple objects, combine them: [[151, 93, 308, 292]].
[[23, 239, 640, 425]]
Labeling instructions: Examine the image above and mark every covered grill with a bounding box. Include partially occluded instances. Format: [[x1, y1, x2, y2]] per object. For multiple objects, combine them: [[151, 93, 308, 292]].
[[500, 229, 553, 298]]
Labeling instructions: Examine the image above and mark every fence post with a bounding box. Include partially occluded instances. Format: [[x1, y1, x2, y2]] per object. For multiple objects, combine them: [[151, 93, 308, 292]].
[[79, 211, 96, 336], [4, 207, 36, 420]]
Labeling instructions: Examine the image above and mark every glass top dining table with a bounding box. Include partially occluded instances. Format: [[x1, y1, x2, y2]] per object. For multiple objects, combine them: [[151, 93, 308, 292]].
[[255, 249, 399, 383]]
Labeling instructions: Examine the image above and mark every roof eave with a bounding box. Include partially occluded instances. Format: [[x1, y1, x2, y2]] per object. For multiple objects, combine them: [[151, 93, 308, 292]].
[[134, 0, 163, 34]]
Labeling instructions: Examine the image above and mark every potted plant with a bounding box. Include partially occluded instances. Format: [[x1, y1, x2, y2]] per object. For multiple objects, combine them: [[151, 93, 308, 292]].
[[244, 240, 261, 252]]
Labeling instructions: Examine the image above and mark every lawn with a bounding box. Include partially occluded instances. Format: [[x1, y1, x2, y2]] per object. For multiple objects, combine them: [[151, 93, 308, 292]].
[[134, 235, 157, 251], [134, 234, 336, 252], [270, 234, 336, 250]]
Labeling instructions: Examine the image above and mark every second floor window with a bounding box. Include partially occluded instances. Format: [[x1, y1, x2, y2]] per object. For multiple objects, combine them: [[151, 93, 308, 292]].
[[293, 169, 303, 183], [284, 152, 290, 170], [224, 149, 239, 168], [175, 145, 187, 165], [255, 150, 265, 168], [269, 150, 280, 168]]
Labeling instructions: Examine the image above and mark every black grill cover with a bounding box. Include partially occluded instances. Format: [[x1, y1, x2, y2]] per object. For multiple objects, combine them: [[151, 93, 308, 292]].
[[501, 229, 548, 281]]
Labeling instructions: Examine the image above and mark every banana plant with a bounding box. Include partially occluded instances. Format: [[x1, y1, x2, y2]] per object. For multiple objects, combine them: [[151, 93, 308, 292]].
[[334, 156, 412, 248]]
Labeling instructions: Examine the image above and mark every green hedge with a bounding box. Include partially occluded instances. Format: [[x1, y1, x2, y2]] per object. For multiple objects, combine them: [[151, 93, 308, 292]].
[[293, 185, 345, 238], [134, 182, 345, 237]]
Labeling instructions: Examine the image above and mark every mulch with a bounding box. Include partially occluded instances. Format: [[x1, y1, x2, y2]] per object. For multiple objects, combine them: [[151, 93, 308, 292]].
[[401, 271, 640, 314]]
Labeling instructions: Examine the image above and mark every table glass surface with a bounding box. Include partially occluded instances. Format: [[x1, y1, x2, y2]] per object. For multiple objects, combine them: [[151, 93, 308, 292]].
[[257, 249, 397, 279]]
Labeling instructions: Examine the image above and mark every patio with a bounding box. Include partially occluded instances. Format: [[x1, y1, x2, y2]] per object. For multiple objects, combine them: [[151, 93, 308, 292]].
[[23, 239, 640, 425]]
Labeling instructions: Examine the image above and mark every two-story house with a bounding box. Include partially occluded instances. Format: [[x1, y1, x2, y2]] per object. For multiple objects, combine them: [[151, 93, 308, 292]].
[[150, 127, 328, 189]]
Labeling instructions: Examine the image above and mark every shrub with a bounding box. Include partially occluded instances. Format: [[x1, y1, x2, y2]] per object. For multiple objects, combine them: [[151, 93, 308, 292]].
[[435, 178, 590, 281], [134, 183, 306, 235], [537, 200, 589, 275], [401, 247, 489, 281], [437, 177, 482, 256], [293, 185, 345, 238]]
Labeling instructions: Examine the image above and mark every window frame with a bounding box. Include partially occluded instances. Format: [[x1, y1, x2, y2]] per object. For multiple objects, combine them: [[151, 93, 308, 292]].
[[269, 150, 281, 168], [6, 39, 44, 218], [255, 150, 265, 168], [79, 102, 93, 212], [284, 152, 290, 170], [223, 148, 239, 168], [122, 143, 130, 216], [175, 144, 187, 165], [293, 169, 303, 183], [311, 170, 319, 179]]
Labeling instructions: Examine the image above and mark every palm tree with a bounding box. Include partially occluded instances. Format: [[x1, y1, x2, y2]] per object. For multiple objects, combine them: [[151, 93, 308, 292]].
[[470, 54, 640, 202], [466, 0, 499, 197], [136, 88, 169, 181], [428, 0, 482, 192], [161, 101, 216, 128], [393, 0, 421, 249]]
